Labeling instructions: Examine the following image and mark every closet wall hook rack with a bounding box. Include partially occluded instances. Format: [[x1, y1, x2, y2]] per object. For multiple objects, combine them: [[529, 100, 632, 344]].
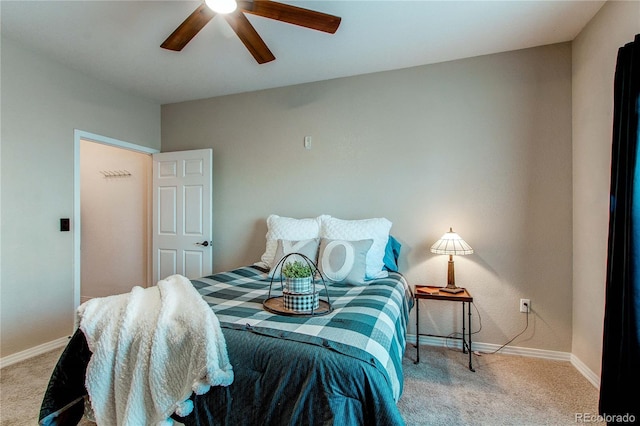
[[100, 170, 132, 178]]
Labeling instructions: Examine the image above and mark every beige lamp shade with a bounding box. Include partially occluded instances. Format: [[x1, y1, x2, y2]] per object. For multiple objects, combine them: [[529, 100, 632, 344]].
[[430, 228, 474, 255]]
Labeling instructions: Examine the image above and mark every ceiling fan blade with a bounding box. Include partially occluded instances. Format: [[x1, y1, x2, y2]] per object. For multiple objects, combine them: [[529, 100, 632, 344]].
[[240, 1, 341, 34], [224, 12, 275, 64], [161, 4, 216, 51]]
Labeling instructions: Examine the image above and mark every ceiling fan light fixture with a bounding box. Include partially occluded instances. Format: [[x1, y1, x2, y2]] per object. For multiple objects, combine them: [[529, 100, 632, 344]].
[[161, 0, 342, 61], [205, 0, 237, 14]]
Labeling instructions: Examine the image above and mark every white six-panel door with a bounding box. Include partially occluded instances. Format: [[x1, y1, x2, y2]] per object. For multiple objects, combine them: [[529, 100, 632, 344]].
[[152, 149, 212, 283]]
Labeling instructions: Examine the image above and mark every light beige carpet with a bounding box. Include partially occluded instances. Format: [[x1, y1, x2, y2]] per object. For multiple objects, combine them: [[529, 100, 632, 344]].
[[0, 344, 600, 425], [399, 345, 601, 425]]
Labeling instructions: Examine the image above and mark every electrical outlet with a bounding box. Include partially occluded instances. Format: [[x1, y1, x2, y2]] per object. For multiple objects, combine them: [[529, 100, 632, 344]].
[[520, 298, 531, 313]]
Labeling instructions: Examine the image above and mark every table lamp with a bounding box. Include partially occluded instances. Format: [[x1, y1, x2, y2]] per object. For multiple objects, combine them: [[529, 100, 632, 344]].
[[430, 227, 474, 293]]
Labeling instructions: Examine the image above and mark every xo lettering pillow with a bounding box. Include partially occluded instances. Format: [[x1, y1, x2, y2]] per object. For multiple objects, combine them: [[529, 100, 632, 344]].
[[320, 217, 392, 280], [318, 238, 373, 285], [268, 238, 320, 278]]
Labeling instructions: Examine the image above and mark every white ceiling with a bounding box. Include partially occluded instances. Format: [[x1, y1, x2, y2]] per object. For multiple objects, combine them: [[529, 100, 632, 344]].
[[1, 0, 605, 105]]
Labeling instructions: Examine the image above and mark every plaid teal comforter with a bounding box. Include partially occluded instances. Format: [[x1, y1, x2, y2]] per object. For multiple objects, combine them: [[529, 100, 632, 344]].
[[191, 266, 414, 402], [38, 266, 414, 426]]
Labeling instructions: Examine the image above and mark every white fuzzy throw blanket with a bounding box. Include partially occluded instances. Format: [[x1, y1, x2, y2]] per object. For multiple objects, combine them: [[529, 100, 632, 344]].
[[77, 274, 234, 426]]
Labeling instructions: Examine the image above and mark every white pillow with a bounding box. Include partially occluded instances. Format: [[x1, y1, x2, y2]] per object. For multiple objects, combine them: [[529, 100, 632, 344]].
[[320, 217, 392, 280], [318, 238, 373, 285], [268, 238, 320, 278], [257, 215, 330, 269]]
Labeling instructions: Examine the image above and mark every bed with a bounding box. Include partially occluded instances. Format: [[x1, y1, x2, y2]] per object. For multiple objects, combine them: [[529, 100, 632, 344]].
[[40, 215, 413, 425]]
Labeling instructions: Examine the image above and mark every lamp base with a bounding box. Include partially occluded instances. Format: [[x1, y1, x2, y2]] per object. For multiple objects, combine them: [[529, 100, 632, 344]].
[[440, 286, 464, 294]]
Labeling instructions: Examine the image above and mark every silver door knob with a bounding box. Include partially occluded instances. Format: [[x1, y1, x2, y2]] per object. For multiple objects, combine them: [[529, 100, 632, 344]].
[[196, 240, 212, 247]]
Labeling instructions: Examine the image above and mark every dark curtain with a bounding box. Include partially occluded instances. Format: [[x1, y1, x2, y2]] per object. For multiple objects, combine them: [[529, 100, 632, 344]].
[[600, 34, 640, 424]]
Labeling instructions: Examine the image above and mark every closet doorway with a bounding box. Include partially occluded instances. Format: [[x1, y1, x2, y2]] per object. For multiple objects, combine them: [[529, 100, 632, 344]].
[[74, 131, 158, 307]]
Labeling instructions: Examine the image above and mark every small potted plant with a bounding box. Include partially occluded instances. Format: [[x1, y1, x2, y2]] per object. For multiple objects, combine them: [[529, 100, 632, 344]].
[[282, 260, 313, 294]]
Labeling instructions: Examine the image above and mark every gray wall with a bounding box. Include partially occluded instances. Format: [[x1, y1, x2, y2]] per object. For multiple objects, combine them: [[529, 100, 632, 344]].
[[162, 43, 573, 351], [0, 38, 161, 357], [572, 0, 640, 377]]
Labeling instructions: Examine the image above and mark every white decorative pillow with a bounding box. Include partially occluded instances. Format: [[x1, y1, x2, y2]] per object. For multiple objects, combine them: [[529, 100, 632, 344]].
[[257, 215, 330, 269], [318, 239, 373, 285], [268, 238, 320, 278], [320, 217, 392, 280]]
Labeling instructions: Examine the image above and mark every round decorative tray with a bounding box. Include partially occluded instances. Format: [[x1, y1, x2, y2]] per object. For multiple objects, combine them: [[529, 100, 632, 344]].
[[263, 296, 332, 317]]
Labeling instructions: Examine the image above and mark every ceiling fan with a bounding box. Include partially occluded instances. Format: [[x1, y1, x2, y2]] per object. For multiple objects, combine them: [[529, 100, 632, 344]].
[[161, 0, 342, 64]]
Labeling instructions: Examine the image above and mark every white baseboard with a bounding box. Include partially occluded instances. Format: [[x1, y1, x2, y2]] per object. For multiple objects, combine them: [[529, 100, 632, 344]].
[[570, 353, 601, 389], [408, 333, 600, 388], [2, 333, 603, 391], [0, 336, 69, 369]]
